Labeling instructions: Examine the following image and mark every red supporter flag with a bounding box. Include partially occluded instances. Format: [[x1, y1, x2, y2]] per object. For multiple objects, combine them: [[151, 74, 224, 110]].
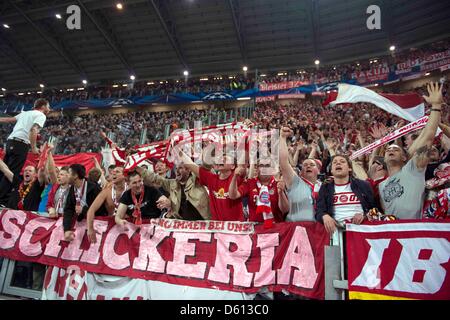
[[37, 143, 51, 170]]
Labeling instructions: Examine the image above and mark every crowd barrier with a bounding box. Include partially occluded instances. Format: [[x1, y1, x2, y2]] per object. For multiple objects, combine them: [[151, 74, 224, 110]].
[[0, 209, 448, 300]]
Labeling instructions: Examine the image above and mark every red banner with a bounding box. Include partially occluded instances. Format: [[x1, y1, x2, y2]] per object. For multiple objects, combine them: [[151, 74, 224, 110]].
[[347, 221, 450, 300], [396, 49, 450, 74], [255, 96, 276, 103], [352, 64, 390, 84], [0, 149, 101, 173], [0, 209, 327, 299], [259, 81, 310, 92]]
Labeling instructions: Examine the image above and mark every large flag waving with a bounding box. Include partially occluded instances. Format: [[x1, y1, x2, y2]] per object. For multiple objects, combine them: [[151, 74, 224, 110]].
[[324, 83, 425, 121]]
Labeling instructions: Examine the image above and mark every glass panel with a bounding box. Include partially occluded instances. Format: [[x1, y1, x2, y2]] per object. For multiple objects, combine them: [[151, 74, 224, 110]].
[[10, 262, 45, 291]]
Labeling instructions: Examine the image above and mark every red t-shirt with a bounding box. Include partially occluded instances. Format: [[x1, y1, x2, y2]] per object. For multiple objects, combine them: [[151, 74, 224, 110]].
[[238, 178, 285, 223], [199, 167, 244, 221]]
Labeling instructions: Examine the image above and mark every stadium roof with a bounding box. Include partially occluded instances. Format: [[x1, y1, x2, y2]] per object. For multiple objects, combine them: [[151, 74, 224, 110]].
[[1, 0, 450, 90]]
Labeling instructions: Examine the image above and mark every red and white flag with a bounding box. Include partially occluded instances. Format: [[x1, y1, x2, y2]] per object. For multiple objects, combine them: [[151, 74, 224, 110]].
[[324, 84, 425, 121]]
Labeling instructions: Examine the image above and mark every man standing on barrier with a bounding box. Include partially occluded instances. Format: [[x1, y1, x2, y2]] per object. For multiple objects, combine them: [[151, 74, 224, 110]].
[[0, 98, 51, 205]]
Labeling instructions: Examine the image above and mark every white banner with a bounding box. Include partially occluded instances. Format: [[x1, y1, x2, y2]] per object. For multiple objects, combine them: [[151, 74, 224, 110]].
[[42, 266, 254, 300]]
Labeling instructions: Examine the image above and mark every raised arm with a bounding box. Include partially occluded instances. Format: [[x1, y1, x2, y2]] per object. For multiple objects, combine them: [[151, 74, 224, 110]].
[[0, 117, 17, 124], [0, 158, 13, 183], [228, 167, 245, 200], [29, 124, 41, 154], [179, 150, 200, 177], [93, 156, 107, 188], [46, 145, 58, 185], [279, 127, 297, 189], [351, 160, 368, 180], [292, 141, 304, 167], [408, 82, 444, 156], [137, 166, 171, 192]]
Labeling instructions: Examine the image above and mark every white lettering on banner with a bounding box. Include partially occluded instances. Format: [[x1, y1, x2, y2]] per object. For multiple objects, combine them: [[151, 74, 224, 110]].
[[19, 217, 54, 257], [384, 238, 450, 294], [44, 219, 65, 258], [132, 225, 170, 272], [0, 210, 26, 249], [0, 210, 328, 299], [103, 224, 136, 270], [277, 226, 318, 288], [208, 234, 253, 287], [80, 220, 109, 264], [167, 233, 211, 279], [351, 239, 391, 289], [60, 221, 86, 261], [254, 233, 279, 287], [421, 58, 450, 73]]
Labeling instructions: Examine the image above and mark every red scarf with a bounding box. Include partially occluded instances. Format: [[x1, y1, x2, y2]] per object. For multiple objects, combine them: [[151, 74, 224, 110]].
[[131, 187, 145, 226], [301, 177, 321, 207], [18, 179, 35, 210]]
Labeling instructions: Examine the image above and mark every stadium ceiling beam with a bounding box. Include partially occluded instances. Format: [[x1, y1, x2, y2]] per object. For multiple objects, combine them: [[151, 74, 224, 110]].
[[148, 0, 188, 70], [0, 30, 44, 84], [6, 0, 86, 79], [308, 0, 319, 60], [75, 0, 133, 74], [0, 0, 148, 24], [382, 0, 395, 46], [227, 0, 247, 64]]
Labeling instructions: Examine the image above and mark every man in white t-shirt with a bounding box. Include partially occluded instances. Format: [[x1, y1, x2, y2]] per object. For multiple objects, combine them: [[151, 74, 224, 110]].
[[316, 155, 378, 234], [0, 98, 51, 205]]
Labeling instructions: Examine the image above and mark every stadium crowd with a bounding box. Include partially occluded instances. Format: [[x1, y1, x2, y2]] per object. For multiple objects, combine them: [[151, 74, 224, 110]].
[[1, 39, 448, 107], [0, 35, 449, 294], [0, 79, 448, 294]]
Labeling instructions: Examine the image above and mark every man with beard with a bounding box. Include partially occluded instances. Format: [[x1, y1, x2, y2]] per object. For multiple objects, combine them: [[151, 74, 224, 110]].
[[137, 164, 210, 221], [115, 170, 170, 228], [63, 164, 107, 242], [316, 155, 378, 234], [279, 127, 322, 221], [86, 167, 128, 243]]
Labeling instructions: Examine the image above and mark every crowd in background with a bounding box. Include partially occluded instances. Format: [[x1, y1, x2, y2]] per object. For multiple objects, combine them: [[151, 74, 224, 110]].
[[0, 78, 449, 155], [1, 39, 449, 108]]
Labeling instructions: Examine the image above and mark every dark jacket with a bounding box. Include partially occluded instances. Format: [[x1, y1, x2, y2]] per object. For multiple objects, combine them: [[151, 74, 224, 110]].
[[315, 177, 379, 223], [63, 180, 107, 231]]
